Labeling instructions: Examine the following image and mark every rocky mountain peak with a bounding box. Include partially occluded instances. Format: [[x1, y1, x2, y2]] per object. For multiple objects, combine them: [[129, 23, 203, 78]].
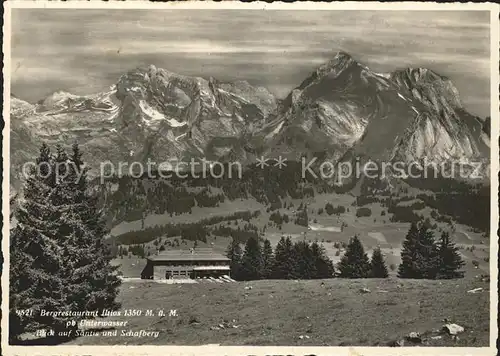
[[296, 51, 356, 92], [9, 52, 490, 189], [262, 53, 488, 166], [391, 67, 463, 110]]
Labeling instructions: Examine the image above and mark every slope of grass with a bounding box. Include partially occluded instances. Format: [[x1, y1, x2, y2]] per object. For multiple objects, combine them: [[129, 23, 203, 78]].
[[66, 276, 490, 346]]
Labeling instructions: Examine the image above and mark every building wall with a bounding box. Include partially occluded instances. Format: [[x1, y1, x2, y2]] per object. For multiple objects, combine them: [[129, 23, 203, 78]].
[[151, 259, 230, 267], [142, 258, 231, 280], [153, 266, 192, 279]]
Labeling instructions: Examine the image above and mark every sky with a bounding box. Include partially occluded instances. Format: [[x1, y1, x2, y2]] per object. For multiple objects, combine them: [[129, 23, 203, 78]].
[[11, 9, 491, 117]]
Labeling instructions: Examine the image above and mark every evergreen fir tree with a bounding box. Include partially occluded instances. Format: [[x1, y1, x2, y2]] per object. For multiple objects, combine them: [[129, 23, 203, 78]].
[[9, 144, 68, 341], [397, 222, 420, 278], [9, 143, 122, 342], [261, 239, 274, 279], [63, 143, 121, 315], [437, 231, 465, 279], [337, 235, 371, 278], [272, 236, 296, 279], [240, 236, 262, 280], [294, 206, 309, 227], [310, 241, 335, 278], [292, 241, 317, 279], [398, 222, 440, 279], [370, 247, 388, 278], [416, 225, 440, 279], [226, 238, 243, 280]]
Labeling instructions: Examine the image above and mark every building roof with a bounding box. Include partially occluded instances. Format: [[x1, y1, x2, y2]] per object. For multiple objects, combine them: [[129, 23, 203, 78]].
[[152, 265, 230, 272], [148, 248, 230, 262], [193, 266, 230, 271], [155, 266, 195, 272]]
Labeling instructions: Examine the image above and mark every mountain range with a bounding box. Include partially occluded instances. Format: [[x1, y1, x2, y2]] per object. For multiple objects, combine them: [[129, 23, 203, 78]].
[[10, 52, 490, 189]]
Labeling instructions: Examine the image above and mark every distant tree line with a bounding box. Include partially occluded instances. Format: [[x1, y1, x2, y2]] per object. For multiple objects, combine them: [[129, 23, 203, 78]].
[[351, 173, 489, 232], [102, 159, 488, 233], [337, 236, 388, 278], [226, 236, 335, 281], [402, 175, 489, 232], [115, 210, 260, 245], [106, 180, 226, 223], [100, 160, 367, 228], [269, 211, 290, 227], [398, 222, 465, 279], [294, 204, 309, 227], [211, 223, 260, 245], [127, 244, 146, 258], [325, 203, 346, 216], [355, 207, 372, 218], [225, 217, 465, 281], [337, 220, 464, 279], [388, 205, 422, 223], [415, 191, 489, 232], [354, 195, 381, 207]]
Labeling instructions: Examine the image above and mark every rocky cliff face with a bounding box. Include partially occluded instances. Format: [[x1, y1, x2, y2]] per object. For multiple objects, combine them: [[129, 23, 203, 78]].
[[259, 53, 489, 169], [10, 65, 278, 187], [10, 52, 489, 189], [10, 88, 123, 190], [388, 68, 489, 162], [113, 65, 277, 162], [259, 52, 406, 161]]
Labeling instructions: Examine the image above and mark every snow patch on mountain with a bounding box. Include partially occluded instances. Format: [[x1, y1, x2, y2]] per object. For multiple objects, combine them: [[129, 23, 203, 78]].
[[217, 88, 250, 105], [265, 121, 285, 139], [315, 101, 367, 146], [175, 132, 187, 141], [480, 132, 490, 148], [11, 97, 35, 117], [138, 100, 187, 127], [39, 91, 80, 111], [397, 93, 408, 101]]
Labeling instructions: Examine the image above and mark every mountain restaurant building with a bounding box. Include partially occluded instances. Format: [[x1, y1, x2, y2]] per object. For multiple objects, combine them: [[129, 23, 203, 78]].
[[141, 248, 231, 280]]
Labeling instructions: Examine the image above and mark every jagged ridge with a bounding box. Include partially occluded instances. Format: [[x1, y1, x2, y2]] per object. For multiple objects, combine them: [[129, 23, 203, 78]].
[[10, 52, 490, 190], [261, 53, 489, 169]]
